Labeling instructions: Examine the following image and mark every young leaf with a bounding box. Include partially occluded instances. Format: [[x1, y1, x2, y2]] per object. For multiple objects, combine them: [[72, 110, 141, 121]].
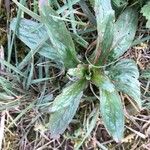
[[108, 8, 138, 60], [67, 64, 86, 79], [91, 69, 115, 92], [141, 2, 150, 28], [108, 59, 141, 109], [95, 0, 115, 38], [39, 2, 79, 68], [100, 89, 124, 142], [48, 80, 86, 138], [10, 18, 62, 66]]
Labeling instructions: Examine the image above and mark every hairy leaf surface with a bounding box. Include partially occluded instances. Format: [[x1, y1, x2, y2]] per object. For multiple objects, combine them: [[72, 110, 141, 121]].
[[98, 15, 114, 65], [48, 80, 86, 137], [39, 2, 79, 68], [108, 8, 138, 60], [141, 2, 150, 28], [95, 0, 115, 38], [100, 88, 124, 142], [108, 59, 141, 109], [91, 70, 124, 142], [91, 70, 115, 92], [94, 0, 115, 65]]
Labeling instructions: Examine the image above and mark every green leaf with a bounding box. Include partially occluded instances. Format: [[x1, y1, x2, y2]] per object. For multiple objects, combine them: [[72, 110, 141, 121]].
[[94, 0, 115, 65], [141, 2, 150, 28], [146, 20, 150, 28], [39, 2, 79, 68], [91, 69, 115, 92], [112, 0, 128, 8], [111, 0, 128, 15], [100, 88, 124, 142], [108, 8, 138, 60], [91, 70, 124, 141], [89, 0, 94, 7], [10, 18, 62, 66], [98, 15, 114, 65], [67, 64, 86, 79], [95, 0, 115, 38], [108, 59, 141, 109], [141, 69, 150, 79], [48, 80, 86, 138]]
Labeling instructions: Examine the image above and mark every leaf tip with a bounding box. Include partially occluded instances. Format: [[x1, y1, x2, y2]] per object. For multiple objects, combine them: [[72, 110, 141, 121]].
[[113, 135, 123, 143]]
